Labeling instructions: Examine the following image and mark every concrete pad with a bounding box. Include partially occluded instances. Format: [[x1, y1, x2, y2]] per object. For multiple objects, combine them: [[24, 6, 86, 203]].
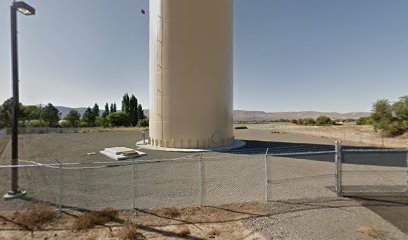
[[136, 140, 246, 152], [100, 147, 146, 160]]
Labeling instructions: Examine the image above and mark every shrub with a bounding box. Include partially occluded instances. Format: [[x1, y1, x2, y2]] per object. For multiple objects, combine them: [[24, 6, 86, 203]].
[[14, 203, 57, 229], [107, 112, 129, 127], [162, 208, 180, 218], [356, 117, 372, 125], [137, 119, 149, 127], [73, 208, 118, 231], [27, 120, 43, 128], [118, 223, 146, 240], [304, 118, 316, 125], [95, 116, 108, 127], [59, 120, 71, 128], [177, 225, 191, 237]]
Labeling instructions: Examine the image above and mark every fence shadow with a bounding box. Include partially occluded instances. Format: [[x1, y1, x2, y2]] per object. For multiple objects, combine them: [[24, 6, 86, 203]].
[[218, 140, 406, 167]]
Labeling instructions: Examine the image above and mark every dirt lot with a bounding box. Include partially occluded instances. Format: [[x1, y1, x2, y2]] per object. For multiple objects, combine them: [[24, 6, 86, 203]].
[[0, 197, 407, 240], [242, 123, 408, 149]]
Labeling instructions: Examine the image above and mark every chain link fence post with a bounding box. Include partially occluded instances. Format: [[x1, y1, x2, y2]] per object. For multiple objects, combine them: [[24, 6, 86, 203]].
[[406, 141, 408, 193], [55, 159, 62, 211], [335, 141, 342, 196], [132, 159, 136, 209], [264, 148, 269, 202], [199, 153, 205, 206]]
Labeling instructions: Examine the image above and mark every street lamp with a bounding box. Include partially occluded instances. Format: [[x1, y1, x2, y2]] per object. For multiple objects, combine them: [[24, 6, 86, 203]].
[[3, 1, 35, 200]]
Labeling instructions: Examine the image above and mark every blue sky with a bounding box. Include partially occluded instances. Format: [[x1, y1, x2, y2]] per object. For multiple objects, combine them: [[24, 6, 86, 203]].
[[0, 0, 407, 113]]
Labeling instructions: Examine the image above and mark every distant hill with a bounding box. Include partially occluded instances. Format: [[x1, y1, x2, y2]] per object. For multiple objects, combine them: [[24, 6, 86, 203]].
[[55, 107, 369, 120], [233, 110, 370, 121], [134, 109, 370, 121], [55, 106, 88, 117]]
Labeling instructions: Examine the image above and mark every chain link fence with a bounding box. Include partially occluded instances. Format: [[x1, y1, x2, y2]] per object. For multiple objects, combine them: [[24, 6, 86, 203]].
[[337, 145, 408, 196], [0, 143, 407, 211]]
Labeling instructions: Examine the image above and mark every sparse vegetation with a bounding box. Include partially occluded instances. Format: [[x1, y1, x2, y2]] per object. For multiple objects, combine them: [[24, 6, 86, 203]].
[[162, 208, 180, 218], [73, 208, 118, 231], [118, 223, 146, 240], [14, 203, 57, 229], [177, 225, 191, 237], [207, 227, 221, 238], [357, 226, 384, 239]]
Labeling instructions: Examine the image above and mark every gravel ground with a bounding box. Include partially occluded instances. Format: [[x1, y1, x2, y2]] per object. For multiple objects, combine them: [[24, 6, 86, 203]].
[[243, 197, 408, 240]]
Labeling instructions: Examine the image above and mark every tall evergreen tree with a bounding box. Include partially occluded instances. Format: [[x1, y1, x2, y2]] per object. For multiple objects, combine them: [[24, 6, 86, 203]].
[[42, 103, 61, 127], [92, 103, 100, 117], [122, 93, 130, 114], [137, 104, 146, 120], [129, 95, 138, 126], [113, 103, 117, 112], [82, 107, 96, 127], [65, 110, 81, 128], [102, 103, 110, 118], [110, 103, 115, 113]]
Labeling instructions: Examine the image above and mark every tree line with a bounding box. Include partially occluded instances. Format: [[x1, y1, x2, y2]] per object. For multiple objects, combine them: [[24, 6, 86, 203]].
[[357, 95, 407, 136], [0, 93, 148, 129], [291, 116, 335, 126]]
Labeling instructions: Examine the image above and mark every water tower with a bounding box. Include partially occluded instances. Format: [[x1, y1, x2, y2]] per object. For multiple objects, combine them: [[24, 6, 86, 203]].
[[149, 0, 234, 149]]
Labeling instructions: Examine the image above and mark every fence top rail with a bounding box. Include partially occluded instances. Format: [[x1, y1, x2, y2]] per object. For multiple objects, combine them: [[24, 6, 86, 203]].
[[268, 150, 335, 157], [342, 148, 407, 153]]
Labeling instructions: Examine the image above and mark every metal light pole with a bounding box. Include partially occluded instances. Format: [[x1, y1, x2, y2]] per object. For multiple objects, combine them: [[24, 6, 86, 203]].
[[4, 1, 35, 200]]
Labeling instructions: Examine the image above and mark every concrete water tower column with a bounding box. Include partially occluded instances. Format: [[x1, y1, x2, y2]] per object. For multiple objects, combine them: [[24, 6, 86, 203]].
[[149, 0, 234, 149]]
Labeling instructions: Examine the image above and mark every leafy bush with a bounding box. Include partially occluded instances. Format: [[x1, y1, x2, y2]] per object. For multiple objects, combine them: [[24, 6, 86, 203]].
[[356, 117, 372, 125], [27, 119, 43, 128], [137, 119, 149, 127], [95, 116, 108, 127], [59, 120, 71, 128], [107, 112, 129, 127]]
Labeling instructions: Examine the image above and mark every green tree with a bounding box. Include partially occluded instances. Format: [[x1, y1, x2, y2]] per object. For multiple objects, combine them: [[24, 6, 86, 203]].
[[356, 117, 372, 125], [21, 105, 40, 122], [82, 107, 96, 127], [315, 116, 332, 126], [113, 103, 117, 112], [0, 98, 13, 128], [390, 96, 408, 134], [371, 99, 393, 134], [137, 104, 146, 121], [64, 110, 81, 128], [107, 112, 128, 127], [102, 103, 110, 118], [129, 95, 138, 126], [304, 118, 316, 126], [42, 103, 61, 127], [122, 93, 130, 114], [110, 103, 115, 113], [92, 103, 100, 117]]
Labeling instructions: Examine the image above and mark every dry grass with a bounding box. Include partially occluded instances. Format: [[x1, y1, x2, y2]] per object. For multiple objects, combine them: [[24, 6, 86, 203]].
[[207, 227, 221, 238], [177, 225, 191, 237], [357, 226, 384, 239], [162, 208, 180, 218], [118, 223, 146, 240], [14, 203, 57, 229], [73, 208, 118, 231]]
